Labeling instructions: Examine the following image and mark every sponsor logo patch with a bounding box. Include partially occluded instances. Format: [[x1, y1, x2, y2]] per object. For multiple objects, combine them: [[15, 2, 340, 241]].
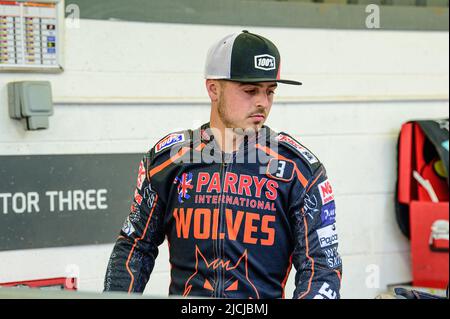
[[276, 134, 318, 164], [155, 133, 185, 153], [266, 158, 295, 182], [313, 282, 337, 299], [254, 54, 276, 71], [134, 189, 143, 205], [323, 246, 342, 269], [321, 202, 336, 227], [303, 194, 320, 219], [122, 217, 135, 236], [317, 223, 338, 248], [174, 172, 194, 203], [318, 179, 334, 205], [136, 160, 146, 190], [144, 184, 157, 208], [129, 203, 141, 223]]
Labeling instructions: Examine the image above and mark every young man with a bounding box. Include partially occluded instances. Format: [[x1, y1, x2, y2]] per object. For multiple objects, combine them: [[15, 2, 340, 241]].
[[104, 30, 342, 299]]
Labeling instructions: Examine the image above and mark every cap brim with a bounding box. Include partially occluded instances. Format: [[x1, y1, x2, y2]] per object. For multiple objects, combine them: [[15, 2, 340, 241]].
[[228, 78, 302, 86], [275, 79, 302, 86]]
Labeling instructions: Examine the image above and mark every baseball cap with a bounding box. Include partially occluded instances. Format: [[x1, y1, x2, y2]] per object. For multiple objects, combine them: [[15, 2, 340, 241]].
[[204, 30, 301, 85]]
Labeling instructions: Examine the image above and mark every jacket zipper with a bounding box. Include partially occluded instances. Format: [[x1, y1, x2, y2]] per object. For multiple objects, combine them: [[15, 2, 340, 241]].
[[215, 155, 232, 297]]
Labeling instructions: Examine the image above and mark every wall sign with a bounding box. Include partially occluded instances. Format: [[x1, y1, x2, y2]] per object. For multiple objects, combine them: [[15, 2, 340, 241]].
[[0, 153, 142, 251]]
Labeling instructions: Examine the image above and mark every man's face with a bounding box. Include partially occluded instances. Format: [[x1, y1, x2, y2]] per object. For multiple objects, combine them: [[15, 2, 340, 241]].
[[216, 80, 277, 132]]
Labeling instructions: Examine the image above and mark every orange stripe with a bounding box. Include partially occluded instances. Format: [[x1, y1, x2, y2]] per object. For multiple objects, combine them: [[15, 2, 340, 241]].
[[306, 170, 323, 192], [183, 245, 201, 297], [281, 254, 293, 299], [125, 194, 159, 293], [298, 215, 315, 299], [334, 269, 342, 281], [195, 142, 206, 152], [149, 147, 190, 178], [255, 144, 308, 187]]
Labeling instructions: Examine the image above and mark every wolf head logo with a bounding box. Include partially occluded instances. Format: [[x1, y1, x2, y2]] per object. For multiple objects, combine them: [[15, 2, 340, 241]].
[[183, 246, 260, 299]]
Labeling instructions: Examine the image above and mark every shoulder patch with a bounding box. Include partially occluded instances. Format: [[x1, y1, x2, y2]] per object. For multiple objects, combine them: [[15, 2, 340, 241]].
[[275, 133, 319, 165], [150, 131, 191, 164], [155, 132, 186, 154]]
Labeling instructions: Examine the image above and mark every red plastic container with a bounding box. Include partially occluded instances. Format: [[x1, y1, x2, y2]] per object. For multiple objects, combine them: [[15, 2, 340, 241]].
[[397, 122, 449, 289]]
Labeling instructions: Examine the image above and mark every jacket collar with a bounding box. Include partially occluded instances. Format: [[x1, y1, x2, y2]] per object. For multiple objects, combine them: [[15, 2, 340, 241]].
[[196, 122, 275, 153]]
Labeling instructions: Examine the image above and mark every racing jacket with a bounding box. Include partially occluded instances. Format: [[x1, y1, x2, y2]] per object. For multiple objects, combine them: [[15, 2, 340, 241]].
[[104, 122, 342, 299]]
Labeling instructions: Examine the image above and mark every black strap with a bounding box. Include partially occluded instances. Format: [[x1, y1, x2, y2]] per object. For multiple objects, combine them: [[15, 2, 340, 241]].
[[418, 119, 449, 184]]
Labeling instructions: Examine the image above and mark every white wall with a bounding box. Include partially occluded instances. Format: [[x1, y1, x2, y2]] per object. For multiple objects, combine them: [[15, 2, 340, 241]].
[[0, 20, 448, 299]]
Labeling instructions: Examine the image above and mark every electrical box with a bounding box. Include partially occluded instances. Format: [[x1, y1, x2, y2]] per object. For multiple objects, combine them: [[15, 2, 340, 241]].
[[8, 80, 53, 130], [0, 0, 64, 72]]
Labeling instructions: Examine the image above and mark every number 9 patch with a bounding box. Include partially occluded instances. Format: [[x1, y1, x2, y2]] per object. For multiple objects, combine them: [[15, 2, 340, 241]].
[[266, 158, 295, 182]]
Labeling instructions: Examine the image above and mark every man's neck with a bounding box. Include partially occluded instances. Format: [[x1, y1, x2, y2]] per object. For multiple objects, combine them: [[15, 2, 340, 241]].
[[209, 117, 248, 154]]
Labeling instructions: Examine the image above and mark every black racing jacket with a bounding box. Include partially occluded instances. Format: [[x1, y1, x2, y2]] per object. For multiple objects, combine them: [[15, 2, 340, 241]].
[[104, 123, 342, 299]]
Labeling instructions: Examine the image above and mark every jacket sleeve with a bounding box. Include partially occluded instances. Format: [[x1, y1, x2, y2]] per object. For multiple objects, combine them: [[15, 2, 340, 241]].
[[289, 165, 342, 299], [104, 152, 166, 293]]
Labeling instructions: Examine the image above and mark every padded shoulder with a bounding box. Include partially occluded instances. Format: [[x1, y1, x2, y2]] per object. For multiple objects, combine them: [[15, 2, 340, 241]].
[[273, 131, 322, 173]]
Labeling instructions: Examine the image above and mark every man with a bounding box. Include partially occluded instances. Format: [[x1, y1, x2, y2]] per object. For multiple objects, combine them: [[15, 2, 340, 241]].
[[104, 30, 342, 299]]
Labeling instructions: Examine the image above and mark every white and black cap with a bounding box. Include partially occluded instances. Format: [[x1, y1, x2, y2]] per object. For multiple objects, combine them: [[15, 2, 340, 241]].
[[204, 30, 301, 85]]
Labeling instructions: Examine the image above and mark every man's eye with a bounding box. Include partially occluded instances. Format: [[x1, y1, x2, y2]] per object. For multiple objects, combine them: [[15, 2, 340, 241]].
[[245, 90, 256, 95], [268, 91, 276, 95]]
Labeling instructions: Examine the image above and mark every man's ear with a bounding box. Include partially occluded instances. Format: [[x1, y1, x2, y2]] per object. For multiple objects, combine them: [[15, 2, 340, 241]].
[[206, 80, 221, 102]]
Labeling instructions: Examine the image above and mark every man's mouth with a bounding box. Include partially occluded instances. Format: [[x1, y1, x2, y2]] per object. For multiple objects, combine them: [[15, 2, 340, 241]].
[[249, 114, 265, 121]]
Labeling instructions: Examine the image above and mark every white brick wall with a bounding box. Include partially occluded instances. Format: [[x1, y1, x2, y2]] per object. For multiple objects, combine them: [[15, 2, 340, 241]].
[[0, 20, 448, 299]]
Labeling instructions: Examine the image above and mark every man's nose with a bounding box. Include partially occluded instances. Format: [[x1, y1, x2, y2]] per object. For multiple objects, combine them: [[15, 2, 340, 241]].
[[255, 92, 271, 109]]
